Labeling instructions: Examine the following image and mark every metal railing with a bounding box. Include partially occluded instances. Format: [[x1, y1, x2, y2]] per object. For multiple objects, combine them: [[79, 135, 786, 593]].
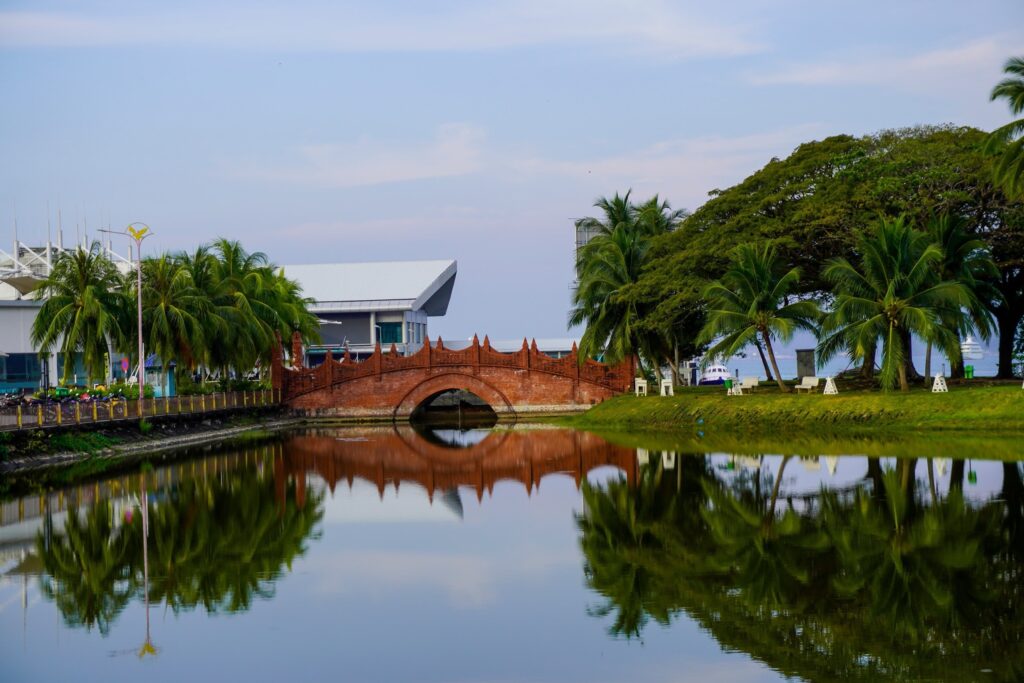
[[0, 389, 282, 432]]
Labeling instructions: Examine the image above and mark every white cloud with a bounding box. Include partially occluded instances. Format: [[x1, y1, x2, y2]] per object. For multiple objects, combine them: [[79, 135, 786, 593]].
[[510, 125, 825, 209], [234, 123, 485, 188], [749, 35, 1020, 91], [0, 1, 762, 58], [233, 123, 821, 212]]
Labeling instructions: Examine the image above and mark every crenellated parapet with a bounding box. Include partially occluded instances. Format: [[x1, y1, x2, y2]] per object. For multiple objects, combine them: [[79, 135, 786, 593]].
[[274, 333, 635, 416]]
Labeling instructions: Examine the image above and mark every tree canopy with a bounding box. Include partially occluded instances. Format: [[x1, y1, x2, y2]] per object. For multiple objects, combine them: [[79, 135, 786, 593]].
[[625, 125, 1024, 376]]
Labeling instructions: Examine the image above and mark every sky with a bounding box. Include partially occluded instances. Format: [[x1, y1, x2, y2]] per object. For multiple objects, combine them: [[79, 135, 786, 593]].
[[1, 0, 1022, 345]]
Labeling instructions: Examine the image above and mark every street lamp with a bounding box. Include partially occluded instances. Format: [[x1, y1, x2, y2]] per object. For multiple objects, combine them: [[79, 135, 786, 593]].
[[100, 223, 152, 416]]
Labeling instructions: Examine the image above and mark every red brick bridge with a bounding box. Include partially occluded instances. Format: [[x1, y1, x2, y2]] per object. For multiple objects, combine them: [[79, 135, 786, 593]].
[[271, 332, 634, 420]]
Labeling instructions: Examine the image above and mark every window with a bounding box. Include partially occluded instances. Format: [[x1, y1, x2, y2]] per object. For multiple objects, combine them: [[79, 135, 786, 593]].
[[378, 322, 402, 345], [3, 353, 41, 381]]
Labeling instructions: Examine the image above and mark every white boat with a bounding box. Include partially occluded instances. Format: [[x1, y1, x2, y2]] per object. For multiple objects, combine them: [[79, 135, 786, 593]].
[[961, 336, 984, 361], [699, 364, 732, 385]]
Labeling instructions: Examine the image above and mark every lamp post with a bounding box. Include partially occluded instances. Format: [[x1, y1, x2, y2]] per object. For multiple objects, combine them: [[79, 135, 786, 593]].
[[100, 223, 152, 416]]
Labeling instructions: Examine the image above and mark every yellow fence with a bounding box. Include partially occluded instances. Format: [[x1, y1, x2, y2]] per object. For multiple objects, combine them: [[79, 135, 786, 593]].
[[0, 389, 283, 432]]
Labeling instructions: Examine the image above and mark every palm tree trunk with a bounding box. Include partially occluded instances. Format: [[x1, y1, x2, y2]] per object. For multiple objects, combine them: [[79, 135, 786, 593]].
[[901, 329, 920, 381], [950, 330, 965, 379], [898, 362, 909, 392], [754, 338, 774, 381], [996, 305, 1024, 379], [761, 332, 788, 392], [924, 341, 932, 382]]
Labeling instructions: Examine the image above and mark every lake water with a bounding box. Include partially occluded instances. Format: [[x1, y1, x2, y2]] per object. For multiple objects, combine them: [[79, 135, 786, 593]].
[[1, 426, 1021, 682]]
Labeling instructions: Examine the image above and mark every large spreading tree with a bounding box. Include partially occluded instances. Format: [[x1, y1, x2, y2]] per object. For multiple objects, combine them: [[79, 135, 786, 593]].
[[628, 125, 1024, 377]]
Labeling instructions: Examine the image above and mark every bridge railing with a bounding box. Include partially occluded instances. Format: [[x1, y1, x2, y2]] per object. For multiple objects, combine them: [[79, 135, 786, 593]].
[[276, 334, 634, 401], [0, 390, 281, 433]]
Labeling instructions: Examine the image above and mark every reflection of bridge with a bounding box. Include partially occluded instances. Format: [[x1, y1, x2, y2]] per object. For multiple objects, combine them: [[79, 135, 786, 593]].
[[278, 427, 638, 502], [272, 332, 634, 419]]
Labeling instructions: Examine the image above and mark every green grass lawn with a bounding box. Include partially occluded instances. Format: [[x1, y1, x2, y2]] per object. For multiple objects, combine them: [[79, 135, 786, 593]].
[[563, 381, 1024, 435]]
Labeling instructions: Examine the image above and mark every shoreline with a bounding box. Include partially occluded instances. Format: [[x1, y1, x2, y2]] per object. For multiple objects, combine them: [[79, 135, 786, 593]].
[[557, 384, 1024, 435], [0, 415, 306, 476]]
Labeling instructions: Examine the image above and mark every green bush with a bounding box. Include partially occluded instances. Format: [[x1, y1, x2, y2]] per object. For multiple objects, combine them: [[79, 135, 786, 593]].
[[138, 419, 154, 435], [106, 382, 155, 400], [175, 373, 216, 396]]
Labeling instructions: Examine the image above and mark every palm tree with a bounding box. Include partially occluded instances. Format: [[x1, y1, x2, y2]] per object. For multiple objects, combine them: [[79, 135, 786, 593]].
[[697, 243, 819, 392], [571, 192, 683, 368], [923, 213, 997, 378], [208, 239, 276, 378], [140, 254, 206, 395], [574, 191, 636, 242], [818, 217, 976, 391], [177, 246, 229, 379], [634, 195, 688, 237], [985, 56, 1024, 197], [253, 266, 320, 371], [31, 242, 126, 385]]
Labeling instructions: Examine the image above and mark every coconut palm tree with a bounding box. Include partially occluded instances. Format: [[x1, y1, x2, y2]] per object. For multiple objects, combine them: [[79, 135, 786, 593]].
[[818, 217, 977, 391], [140, 254, 206, 395], [177, 246, 230, 378], [923, 213, 998, 378], [574, 191, 637, 242], [31, 242, 127, 385], [253, 266, 320, 370], [570, 193, 683, 367], [985, 56, 1024, 197], [634, 195, 689, 237], [697, 243, 819, 392]]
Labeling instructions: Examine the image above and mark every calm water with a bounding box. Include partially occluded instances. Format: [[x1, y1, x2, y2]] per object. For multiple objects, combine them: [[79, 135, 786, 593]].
[[1, 426, 1022, 682]]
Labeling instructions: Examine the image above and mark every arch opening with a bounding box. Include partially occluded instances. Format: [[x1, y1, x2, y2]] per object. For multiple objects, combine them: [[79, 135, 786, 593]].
[[409, 389, 499, 434]]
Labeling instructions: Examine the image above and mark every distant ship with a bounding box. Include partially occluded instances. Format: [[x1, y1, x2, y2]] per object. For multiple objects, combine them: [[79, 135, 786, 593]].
[[961, 335, 984, 361]]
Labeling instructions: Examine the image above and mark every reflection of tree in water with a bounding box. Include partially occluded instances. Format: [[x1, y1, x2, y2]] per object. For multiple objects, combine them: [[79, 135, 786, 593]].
[[577, 454, 1024, 681], [37, 467, 323, 633], [38, 500, 136, 636]]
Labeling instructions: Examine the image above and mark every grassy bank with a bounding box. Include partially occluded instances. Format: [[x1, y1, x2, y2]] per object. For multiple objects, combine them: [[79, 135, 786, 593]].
[[563, 383, 1024, 435]]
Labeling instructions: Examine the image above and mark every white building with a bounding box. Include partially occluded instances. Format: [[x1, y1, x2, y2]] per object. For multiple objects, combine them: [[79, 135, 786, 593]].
[[0, 238, 133, 393], [282, 259, 457, 364]]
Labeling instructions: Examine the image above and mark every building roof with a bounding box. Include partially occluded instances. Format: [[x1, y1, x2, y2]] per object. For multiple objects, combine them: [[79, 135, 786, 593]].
[[282, 259, 457, 315], [445, 338, 579, 353]]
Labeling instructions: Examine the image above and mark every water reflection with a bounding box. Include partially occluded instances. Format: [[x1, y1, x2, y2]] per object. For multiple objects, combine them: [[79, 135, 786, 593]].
[[578, 452, 1024, 681], [34, 454, 323, 637], [3, 429, 1023, 682]]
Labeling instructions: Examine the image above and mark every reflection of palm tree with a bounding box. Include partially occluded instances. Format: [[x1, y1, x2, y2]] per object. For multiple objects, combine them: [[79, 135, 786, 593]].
[[38, 464, 324, 634], [577, 454, 1021, 680], [701, 456, 831, 609], [577, 463, 668, 637], [37, 501, 138, 635], [824, 468, 998, 639], [577, 454, 715, 637], [145, 471, 323, 614]]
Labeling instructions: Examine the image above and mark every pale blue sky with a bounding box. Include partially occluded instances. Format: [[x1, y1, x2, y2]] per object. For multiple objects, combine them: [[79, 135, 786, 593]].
[[1, 1, 1021, 342]]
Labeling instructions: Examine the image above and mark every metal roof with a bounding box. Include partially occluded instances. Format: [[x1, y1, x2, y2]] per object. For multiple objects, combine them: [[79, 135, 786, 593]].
[[282, 259, 457, 315]]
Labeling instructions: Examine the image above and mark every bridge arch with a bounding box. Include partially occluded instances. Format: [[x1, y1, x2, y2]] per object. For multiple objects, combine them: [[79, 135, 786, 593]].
[[393, 372, 516, 421]]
